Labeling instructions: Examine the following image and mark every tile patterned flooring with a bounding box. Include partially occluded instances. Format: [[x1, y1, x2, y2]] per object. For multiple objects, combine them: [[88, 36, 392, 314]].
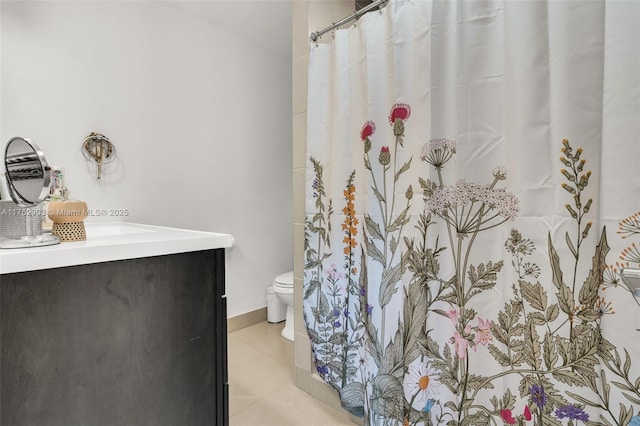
[[229, 321, 355, 425]]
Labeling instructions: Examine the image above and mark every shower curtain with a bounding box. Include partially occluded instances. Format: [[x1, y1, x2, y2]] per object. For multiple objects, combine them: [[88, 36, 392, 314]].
[[304, 0, 640, 425]]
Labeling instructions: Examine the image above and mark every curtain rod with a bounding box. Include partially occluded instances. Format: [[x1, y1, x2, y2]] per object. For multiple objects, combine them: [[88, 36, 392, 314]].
[[310, 0, 389, 42]]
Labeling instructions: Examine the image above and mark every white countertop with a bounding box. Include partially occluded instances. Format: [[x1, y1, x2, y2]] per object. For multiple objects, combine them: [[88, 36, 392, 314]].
[[0, 222, 235, 274]]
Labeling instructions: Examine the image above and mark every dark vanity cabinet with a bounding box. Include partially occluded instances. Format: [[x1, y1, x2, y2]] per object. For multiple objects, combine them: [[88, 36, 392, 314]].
[[0, 249, 228, 426]]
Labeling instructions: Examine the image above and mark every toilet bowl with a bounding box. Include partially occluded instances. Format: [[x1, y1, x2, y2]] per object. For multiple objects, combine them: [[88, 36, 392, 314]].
[[273, 271, 294, 341]]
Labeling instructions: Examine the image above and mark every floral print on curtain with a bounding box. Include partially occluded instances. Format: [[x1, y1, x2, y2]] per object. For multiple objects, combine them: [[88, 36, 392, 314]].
[[304, 104, 640, 425]]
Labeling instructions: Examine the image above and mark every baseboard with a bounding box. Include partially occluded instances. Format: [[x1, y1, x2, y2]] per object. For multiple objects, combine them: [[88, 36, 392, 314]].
[[227, 307, 267, 333]]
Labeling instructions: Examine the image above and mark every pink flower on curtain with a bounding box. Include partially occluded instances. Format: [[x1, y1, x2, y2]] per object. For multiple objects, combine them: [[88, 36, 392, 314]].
[[500, 409, 516, 425], [360, 121, 376, 140], [475, 317, 492, 346], [378, 146, 391, 166], [389, 103, 411, 138], [388, 103, 411, 124], [446, 308, 459, 323], [523, 405, 532, 421], [361, 121, 376, 153], [452, 331, 468, 359], [448, 308, 473, 358]]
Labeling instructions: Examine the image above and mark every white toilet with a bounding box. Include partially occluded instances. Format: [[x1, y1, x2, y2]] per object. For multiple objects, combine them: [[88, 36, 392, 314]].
[[272, 271, 294, 341]]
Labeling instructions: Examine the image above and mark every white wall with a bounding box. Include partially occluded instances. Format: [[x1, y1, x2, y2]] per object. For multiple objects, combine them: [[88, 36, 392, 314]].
[[0, 1, 293, 318]]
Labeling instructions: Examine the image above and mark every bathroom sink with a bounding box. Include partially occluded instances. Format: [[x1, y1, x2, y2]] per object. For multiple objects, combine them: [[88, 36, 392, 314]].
[[85, 222, 154, 238], [1, 221, 234, 274]]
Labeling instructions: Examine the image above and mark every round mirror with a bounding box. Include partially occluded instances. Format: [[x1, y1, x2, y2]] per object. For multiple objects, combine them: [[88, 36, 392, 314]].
[[1, 137, 60, 249], [4, 137, 51, 206]]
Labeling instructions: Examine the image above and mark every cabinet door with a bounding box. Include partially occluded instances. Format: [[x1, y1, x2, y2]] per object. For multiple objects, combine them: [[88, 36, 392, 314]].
[[1, 249, 227, 426]]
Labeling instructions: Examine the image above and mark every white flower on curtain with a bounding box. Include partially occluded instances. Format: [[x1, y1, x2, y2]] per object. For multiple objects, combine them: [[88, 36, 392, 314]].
[[402, 359, 441, 411]]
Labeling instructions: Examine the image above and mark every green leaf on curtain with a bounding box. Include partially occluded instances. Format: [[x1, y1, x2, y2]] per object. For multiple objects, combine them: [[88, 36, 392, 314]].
[[496, 300, 524, 338], [509, 339, 526, 355], [380, 325, 404, 380], [371, 186, 386, 204], [573, 352, 599, 379], [578, 227, 609, 307], [617, 405, 634, 426], [488, 344, 511, 367], [597, 336, 616, 363], [379, 263, 402, 308], [556, 283, 575, 316], [358, 248, 383, 370], [339, 382, 365, 418], [543, 332, 558, 370], [489, 321, 509, 346], [403, 281, 428, 366], [622, 392, 640, 405], [622, 348, 633, 377], [389, 235, 398, 255], [526, 312, 546, 326], [444, 400, 459, 413], [552, 369, 584, 387], [565, 231, 578, 259], [307, 328, 321, 344], [328, 333, 345, 345], [467, 261, 503, 293], [523, 321, 542, 369], [303, 279, 320, 300], [599, 367, 611, 404], [520, 280, 548, 311], [328, 360, 344, 378], [364, 236, 385, 266], [364, 155, 371, 171], [423, 334, 444, 360], [366, 318, 382, 369], [370, 374, 404, 419], [548, 233, 565, 291], [387, 206, 410, 233], [576, 308, 601, 321], [393, 158, 412, 183], [546, 304, 560, 322], [460, 412, 490, 425], [500, 389, 517, 411], [419, 177, 437, 199], [315, 292, 330, 322], [438, 291, 458, 305], [365, 214, 384, 240], [555, 336, 572, 365], [465, 374, 494, 392]]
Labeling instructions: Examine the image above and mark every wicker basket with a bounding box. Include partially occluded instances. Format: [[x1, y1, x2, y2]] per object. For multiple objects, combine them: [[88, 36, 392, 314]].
[[47, 201, 88, 242]]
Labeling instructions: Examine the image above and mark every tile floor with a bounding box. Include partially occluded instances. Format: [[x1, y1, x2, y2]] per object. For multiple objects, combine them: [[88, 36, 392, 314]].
[[228, 321, 356, 425]]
